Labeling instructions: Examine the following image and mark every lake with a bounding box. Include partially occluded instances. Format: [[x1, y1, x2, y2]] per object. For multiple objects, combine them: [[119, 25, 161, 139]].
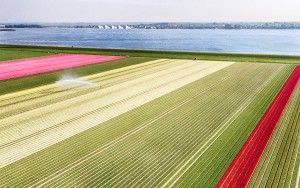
[[1, 28, 300, 55]]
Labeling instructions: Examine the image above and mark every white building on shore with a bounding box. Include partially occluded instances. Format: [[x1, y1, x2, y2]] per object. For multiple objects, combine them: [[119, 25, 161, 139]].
[[98, 25, 104, 29], [104, 25, 111, 29]]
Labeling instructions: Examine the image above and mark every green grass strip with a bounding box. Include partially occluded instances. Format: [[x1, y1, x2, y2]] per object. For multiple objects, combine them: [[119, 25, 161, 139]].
[[1, 45, 300, 64], [0, 48, 53, 62]]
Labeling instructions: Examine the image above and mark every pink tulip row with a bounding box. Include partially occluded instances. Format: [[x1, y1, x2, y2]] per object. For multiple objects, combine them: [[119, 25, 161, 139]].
[[0, 54, 124, 81]]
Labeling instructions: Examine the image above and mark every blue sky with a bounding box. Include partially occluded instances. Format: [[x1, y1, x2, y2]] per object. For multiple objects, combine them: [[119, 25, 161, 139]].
[[1, 0, 300, 22]]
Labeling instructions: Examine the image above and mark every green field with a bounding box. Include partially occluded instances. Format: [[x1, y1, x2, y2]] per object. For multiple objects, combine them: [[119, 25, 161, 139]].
[[0, 45, 299, 187]]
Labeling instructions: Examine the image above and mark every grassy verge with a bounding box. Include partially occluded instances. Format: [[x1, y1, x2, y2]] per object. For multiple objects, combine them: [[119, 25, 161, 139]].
[[1, 44, 300, 64], [0, 48, 54, 61]]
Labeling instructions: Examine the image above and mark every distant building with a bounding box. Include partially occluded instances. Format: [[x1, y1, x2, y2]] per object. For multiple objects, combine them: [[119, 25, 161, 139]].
[[0, 25, 5, 28], [104, 25, 111, 29]]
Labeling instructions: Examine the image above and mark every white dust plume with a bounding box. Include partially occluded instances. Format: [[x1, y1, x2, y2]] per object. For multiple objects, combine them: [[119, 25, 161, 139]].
[[56, 74, 97, 90]]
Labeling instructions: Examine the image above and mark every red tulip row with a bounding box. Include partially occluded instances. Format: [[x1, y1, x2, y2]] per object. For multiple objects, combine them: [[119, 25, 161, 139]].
[[216, 65, 300, 188]]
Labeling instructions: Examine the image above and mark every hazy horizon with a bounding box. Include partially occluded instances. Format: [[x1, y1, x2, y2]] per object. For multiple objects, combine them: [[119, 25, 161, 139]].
[[1, 0, 300, 23], [1, 21, 300, 24]]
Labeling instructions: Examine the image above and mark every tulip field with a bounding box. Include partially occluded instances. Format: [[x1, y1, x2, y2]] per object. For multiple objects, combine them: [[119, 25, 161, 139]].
[[0, 47, 299, 188]]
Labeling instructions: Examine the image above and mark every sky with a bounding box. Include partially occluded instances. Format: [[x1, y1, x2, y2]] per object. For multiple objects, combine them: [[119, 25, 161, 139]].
[[1, 0, 300, 23]]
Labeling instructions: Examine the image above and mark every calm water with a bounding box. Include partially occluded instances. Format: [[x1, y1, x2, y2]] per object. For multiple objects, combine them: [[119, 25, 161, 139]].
[[1, 28, 300, 55]]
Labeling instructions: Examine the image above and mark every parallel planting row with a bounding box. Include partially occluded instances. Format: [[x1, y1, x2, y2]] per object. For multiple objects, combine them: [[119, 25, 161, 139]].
[[0, 56, 295, 187], [0, 54, 123, 81]]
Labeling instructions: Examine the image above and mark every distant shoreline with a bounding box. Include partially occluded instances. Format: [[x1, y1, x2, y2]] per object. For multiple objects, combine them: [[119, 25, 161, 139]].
[[0, 29, 15, 32], [1, 22, 300, 30]]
